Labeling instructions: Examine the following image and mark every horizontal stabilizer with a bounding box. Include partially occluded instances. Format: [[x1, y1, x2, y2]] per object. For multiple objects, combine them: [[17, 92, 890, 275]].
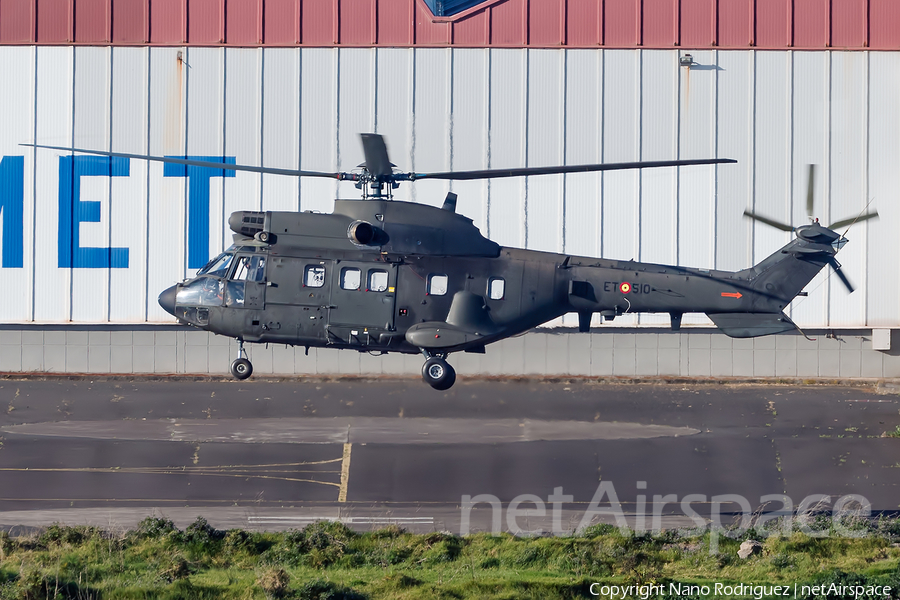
[[707, 312, 796, 338]]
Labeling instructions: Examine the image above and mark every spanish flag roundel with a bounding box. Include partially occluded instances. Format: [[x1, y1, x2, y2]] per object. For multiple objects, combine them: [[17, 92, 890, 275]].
[[619, 282, 631, 294]]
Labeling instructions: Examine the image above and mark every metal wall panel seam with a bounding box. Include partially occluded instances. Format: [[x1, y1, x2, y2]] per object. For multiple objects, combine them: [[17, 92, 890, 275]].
[[525, 0, 529, 46], [596, 0, 603, 46], [597, 48, 603, 258], [258, 48, 264, 210], [711, 49, 718, 268], [824, 50, 832, 324], [182, 47, 190, 277], [672, 49, 678, 266], [559, 0, 566, 45], [373, 47, 379, 132], [333, 0, 339, 44], [408, 47, 418, 204], [637, 49, 644, 264], [560, 48, 567, 253], [221, 47, 228, 253], [675, 0, 680, 47], [636, 0, 642, 46], [30, 46, 37, 322], [523, 48, 530, 248], [749, 49, 756, 265], [143, 47, 150, 321], [298, 47, 305, 209], [865, 0, 870, 47], [258, 0, 264, 44], [599, 48, 603, 257], [484, 48, 491, 236], [481, 48, 489, 230], [334, 48, 342, 200], [107, 45, 113, 322], [68, 46, 74, 321], [712, 48, 718, 269], [785, 50, 793, 320], [787, 0, 793, 47], [750, 0, 755, 46], [860, 49, 872, 325]]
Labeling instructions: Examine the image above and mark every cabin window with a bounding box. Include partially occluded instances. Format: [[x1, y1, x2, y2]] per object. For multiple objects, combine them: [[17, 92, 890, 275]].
[[488, 277, 505, 300], [304, 265, 326, 288], [341, 268, 361, 290], [368, 269, 388, 292], [427, 274, 449, 296]]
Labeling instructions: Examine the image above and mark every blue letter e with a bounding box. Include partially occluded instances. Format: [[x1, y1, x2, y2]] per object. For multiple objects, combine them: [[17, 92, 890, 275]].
[[58, 155, 130, 269]]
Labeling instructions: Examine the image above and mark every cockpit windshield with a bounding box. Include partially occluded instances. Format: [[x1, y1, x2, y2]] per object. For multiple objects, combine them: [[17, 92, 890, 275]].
[[175, 277, 224, 306], [197, 252, 234, 277]]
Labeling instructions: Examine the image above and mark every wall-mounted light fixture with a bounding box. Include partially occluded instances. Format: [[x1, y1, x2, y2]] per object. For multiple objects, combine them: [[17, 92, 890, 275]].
[[680, 53, 693, 67]]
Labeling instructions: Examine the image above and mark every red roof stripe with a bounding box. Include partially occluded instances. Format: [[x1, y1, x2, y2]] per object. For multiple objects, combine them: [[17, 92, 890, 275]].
[[0, 0, 897, 49]]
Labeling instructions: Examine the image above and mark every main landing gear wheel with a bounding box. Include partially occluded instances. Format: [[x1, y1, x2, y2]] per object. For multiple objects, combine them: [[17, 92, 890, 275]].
[[231, 357, 253, 380], [230, 339, 253, 380], [422, 357, 456, 390]]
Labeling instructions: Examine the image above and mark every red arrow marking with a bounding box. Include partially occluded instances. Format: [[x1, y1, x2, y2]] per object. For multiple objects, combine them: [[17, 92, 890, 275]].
[[721, 292, 743, 299]]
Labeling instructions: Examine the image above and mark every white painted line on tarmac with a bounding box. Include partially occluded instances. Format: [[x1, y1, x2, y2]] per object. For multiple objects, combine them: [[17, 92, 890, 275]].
[[247, 516, 434, 525]]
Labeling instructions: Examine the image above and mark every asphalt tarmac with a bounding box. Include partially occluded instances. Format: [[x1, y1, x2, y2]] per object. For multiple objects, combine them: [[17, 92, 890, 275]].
[[0, 377, 897, 535]]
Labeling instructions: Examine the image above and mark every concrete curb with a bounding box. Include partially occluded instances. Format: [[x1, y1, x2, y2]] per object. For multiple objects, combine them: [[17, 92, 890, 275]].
[[0, 371, 895, 389]]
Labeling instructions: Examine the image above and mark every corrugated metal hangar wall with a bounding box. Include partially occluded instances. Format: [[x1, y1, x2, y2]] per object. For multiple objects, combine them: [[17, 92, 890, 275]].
[[0, 0, 899, 377], [2, 46, 898, 329]]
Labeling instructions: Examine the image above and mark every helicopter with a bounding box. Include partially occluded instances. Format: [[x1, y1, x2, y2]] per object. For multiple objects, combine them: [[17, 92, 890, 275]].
[[28, 135, 874, 390]]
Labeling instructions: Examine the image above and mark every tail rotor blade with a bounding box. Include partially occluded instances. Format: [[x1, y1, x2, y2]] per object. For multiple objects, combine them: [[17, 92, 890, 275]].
[[743, 209, 795, 232], [827, 257, 855, 293], [806, 164, 815, 217], [360, 133, 393, 177]]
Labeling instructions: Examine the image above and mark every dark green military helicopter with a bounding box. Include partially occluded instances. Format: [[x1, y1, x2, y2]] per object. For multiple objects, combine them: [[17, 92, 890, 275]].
[[31, 136, 874, 390]]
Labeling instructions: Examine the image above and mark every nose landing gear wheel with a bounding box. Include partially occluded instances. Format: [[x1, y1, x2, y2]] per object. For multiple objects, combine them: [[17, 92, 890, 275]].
[[231, 357, 253, 380], [422, 357, 456, 390]]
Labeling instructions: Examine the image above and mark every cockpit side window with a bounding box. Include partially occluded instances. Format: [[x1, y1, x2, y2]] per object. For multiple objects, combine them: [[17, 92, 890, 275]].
[[199, 253, 234, 278], [233, 255, 266, 282]]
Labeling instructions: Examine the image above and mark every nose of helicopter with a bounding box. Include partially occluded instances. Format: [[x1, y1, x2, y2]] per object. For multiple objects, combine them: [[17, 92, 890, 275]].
[[158, 285, 177, 316]]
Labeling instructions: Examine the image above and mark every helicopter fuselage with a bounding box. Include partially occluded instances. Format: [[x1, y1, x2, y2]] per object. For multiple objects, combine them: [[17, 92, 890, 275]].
[[162, 198, 832, 360]]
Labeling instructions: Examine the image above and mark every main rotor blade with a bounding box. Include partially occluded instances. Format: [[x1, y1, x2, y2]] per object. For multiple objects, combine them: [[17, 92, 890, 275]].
[[21, 143, 355, 180], [360, 133, 393, 177], [827, 257, 855, 293], [742, 209, 795, 232], [409, 158, 737, 181], [806, 164, 815, 217], [828, 211, 879, 231]]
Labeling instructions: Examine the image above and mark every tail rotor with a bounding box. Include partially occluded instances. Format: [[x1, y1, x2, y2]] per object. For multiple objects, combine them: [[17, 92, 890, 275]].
[[742, 164, 877, 294]]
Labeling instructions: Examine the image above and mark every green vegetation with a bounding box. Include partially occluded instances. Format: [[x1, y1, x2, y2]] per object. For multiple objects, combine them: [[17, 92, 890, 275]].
[[0, 517, 898, 599], [885, 425, 900, 438]]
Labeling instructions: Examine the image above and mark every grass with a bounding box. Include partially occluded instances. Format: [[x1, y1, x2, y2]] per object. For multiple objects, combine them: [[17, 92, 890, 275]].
[[885, 425, 900, 438], [0, 517, 897, 599]]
